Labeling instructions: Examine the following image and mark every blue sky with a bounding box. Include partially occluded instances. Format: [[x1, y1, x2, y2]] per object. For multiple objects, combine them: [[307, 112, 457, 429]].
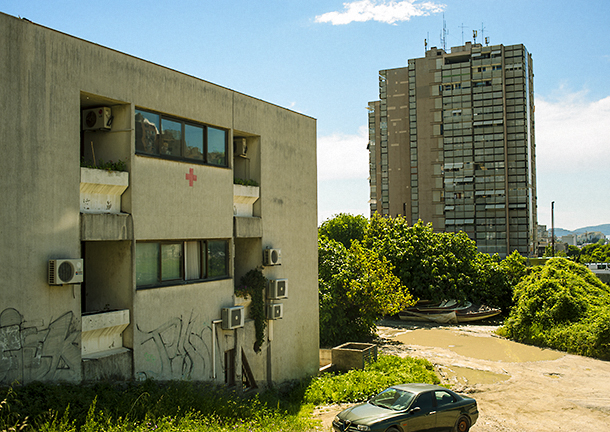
[[3, 0, 609, 231]]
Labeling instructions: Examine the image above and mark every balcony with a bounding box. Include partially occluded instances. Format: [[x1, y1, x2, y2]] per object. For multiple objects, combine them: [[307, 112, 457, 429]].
[[233, 184, 261, 238], [233, 184, 259, 217], [81, 309, 130, 357], [80, 167, 129, 214], [80, 167, 132, 241]]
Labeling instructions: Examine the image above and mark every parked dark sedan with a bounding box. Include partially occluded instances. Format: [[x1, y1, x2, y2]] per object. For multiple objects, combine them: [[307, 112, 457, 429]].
[[332, 383, 478, 432]]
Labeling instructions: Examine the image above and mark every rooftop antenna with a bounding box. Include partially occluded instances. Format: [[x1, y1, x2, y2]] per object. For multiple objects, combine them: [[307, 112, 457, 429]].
[[481, 22, 486, 43], [459, 23, 467, 45], [485, 36, 490, 46], [440, 13, 448, 51], [424, 38, 428, 52], [473, 29, 478, 44]]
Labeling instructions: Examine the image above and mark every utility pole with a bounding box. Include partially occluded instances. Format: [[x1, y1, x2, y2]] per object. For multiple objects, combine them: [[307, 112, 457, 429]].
[[551, 201, 555, 257]]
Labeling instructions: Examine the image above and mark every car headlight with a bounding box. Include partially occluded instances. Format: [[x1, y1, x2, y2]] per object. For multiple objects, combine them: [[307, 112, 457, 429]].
[[357, 425, 370, 431]]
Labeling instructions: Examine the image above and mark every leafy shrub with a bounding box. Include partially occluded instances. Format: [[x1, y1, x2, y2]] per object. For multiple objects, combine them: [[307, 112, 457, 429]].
[[303, 355, 439, 405], [499, 258, 610, 359], [80, 158, 127, 172], [318, 237, 414, 347]]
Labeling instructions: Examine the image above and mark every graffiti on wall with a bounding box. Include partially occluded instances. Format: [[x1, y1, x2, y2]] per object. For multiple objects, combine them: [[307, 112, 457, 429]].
[[0, 308, 80, 383], [137, 311, 214, 380]]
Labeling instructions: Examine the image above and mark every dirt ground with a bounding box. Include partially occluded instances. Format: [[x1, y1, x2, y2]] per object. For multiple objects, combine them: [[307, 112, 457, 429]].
[[314, 318, 610, 431]]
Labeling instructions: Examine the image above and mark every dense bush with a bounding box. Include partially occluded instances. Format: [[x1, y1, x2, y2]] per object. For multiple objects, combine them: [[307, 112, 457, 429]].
[[499, 258, 610, 359], [319, 236, 413, 346], [318, 214, 528, 347], [303, 355, 439, 405], [363, 214, 526, 309]]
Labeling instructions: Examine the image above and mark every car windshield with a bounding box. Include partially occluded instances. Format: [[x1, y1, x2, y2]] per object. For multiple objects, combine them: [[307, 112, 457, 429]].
[[369, 388, 415, 411]]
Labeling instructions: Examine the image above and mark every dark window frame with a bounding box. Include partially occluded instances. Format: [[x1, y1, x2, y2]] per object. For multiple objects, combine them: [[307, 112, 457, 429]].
[[135, 108, 229, 168], [136, 239, 230, 289]]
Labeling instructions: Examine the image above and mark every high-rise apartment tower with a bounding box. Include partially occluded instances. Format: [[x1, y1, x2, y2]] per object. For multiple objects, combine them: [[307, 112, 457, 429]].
[[368, 42, 537, 257]]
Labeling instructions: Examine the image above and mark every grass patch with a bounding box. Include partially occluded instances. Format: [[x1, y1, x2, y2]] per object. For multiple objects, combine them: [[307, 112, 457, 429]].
[[303, 355, 439, 405], [0, 355, 438, 431]]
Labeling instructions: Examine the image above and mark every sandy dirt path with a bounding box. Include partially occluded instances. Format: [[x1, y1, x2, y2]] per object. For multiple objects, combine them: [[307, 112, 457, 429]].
[[314, 319, 610, 431]]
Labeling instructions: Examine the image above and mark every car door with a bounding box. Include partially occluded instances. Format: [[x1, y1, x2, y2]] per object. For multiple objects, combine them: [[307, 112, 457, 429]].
[[434, 390, 461, 431], [401, 391, 436, 432]]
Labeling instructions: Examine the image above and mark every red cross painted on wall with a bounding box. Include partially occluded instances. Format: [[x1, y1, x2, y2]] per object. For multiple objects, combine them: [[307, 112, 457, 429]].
[[185, 168, 197, 187]]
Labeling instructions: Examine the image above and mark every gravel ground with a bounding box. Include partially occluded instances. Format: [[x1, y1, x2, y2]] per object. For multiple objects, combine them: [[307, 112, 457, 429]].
[[314, 318, 610, 431]]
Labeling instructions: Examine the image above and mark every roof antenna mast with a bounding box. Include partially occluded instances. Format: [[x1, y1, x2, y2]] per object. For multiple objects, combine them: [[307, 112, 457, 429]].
[[440, 13, 448, 51], [459, 23, 467, 45]]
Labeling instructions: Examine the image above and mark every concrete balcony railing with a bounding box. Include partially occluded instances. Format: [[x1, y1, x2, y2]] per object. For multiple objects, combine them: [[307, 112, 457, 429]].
[[81, 309, 130, 357], [80, 167, 129, 214], [233, 184, 259, 217]]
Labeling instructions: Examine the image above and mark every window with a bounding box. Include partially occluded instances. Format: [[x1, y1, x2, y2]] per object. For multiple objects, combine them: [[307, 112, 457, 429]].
[[135, 108, 228, 167], [136, 239, 229, 288]]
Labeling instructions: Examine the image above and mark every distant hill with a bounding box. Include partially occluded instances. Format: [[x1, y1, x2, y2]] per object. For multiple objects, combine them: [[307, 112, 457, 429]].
[[572, 224, 610, 236], [550, 224, 610, 237]]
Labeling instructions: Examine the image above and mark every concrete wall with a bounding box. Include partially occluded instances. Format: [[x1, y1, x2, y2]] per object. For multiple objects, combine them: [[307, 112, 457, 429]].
[[0, 12, 318, 387]]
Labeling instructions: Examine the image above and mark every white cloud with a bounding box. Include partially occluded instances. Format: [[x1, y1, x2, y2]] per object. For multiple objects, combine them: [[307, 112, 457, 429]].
[[535, 89, 610, 230], [315, 0, 445, 25], [317, 126, 370, 181], [536, 90, 610, 173]]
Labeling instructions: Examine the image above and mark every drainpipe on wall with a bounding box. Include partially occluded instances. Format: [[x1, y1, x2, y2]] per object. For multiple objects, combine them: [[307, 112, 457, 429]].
[[266, 320, 273, 387], [211, 319, 222, 379]]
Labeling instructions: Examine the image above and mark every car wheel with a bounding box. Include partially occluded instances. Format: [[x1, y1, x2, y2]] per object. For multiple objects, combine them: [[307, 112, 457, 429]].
[[385, 427, 400, 432], [454, 416, 470, 432]]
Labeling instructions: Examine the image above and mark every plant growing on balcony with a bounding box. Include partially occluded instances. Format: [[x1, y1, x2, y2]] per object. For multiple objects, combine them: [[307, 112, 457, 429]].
[[234, 178, 259, 187], [236, 268, 267, 352], [81, 157, 127, 172]]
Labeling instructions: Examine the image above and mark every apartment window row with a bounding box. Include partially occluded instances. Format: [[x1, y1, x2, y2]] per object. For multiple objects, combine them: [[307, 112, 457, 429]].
[[135, 108, 228, 167], [136, 239, 229, 289]]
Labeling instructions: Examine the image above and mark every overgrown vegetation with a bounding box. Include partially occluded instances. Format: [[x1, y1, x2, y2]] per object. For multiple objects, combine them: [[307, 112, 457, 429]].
[[80, 158, 127, 172], [318, 213, 527, 347], [233, 178, 259, 187], [235, 268, 267, 352], [318, 234, 414, 347], [0, 380, 314, 432], [0, 355, 437, 431], [303, 355, 439, 405], [499, 258, 610, 360]]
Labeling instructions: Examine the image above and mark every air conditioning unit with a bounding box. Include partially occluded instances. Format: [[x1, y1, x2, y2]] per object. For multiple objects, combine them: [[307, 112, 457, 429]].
[[234, 138, 248, 157], [268, 279, 288, 299], [221, 306, 245, 330], [48, 259, 84, 285], [267, 303, 283, 320], [263, 248, 281, 266], [82, 107, 112, 131]]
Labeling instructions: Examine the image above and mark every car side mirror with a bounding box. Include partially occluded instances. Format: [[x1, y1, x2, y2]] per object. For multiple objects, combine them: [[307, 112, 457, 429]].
[[409, 407, 421, 415]]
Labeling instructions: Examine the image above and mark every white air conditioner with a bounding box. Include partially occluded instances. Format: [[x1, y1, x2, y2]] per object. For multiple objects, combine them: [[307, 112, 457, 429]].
[[263, 248, 281, 266], [268, 279, 288, 299], [48, 259, 84, 285], [234, 138, 247, 157], [221, 306, 245, 330], [267, 303, 283, 320], [82, 107, 112, 130]]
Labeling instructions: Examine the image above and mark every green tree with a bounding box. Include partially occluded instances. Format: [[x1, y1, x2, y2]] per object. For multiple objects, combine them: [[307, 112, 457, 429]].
[[318, 213, 369, 249], [473, 251, 527, 313], [318, 236, 414, 347], [364, 215, 481, 303], [543, 244, 567, 258]]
